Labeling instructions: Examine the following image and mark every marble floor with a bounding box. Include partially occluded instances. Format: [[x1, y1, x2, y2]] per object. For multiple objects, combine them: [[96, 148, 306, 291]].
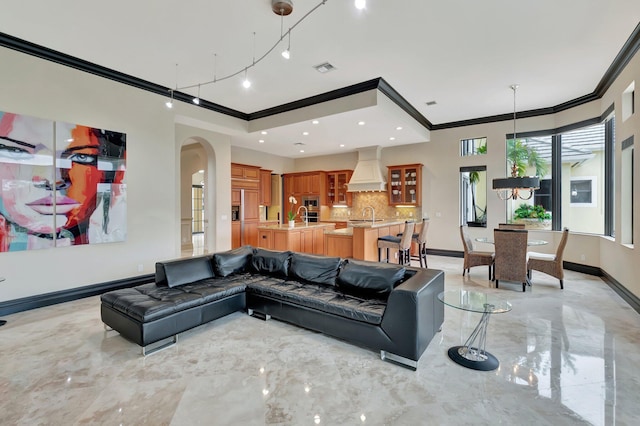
[[1, 255, 639, 425]]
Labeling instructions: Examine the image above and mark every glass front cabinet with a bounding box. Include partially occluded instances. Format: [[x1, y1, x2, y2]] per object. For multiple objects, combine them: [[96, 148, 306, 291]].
[[388, 164, 423, 206], [327, 170, 352, 206]]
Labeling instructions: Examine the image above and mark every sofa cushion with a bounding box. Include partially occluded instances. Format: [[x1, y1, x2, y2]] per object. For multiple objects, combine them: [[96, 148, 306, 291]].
[[289, 252, 342, 287], [337, 259, 406, 298], [155, 255, 215, 288], [251, 248, 291, 278], [213, 246, 253, 277], [247, 278, 386, 324]]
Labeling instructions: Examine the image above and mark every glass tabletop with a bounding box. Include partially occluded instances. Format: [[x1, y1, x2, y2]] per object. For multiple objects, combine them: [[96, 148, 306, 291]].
[[438, 290, 512, 314], [475, 237, 547, 246]]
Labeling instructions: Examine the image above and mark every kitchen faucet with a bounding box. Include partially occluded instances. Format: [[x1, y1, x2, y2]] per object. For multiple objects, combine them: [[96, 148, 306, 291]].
[[362, 206, 375, 224], [297, 205, 309, 226]]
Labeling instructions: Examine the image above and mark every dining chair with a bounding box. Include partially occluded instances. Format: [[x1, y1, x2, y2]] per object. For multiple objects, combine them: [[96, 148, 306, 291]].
[[493, 228, 529, 292], [378, 221, 415, 265], [397, 218, 430, 268], [459, 225, 494, 280], [498, 223, 525, 230], [527, 228, 569, 289]]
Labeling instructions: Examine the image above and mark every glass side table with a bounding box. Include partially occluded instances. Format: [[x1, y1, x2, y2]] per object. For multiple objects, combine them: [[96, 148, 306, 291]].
[[438, 290, 512, 371]]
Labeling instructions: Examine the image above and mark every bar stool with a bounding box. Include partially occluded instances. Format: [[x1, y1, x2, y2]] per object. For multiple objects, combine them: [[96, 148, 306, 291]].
[[377, 221, 415, 265], [413, 219, 430, 268]]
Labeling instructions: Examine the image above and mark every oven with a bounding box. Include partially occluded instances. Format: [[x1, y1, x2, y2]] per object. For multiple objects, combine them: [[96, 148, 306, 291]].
[[302, 195, 320, 210]]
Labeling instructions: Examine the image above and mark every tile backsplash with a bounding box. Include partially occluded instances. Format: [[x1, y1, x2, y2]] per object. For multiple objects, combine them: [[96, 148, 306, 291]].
[[325, 192, 424, 221]]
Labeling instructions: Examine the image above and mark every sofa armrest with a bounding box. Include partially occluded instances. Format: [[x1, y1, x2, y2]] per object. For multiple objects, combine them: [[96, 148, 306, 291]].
[[380, 268, 445, 360]]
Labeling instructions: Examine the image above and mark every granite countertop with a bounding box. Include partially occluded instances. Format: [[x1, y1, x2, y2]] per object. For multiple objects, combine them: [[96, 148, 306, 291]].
[[257, 222, 336, 230], [346, 219, 415, 228], [324, 228, 353, 236]]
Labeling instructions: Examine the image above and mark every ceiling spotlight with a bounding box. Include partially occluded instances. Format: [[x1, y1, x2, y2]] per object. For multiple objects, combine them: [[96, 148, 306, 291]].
[[355, 0, 366, 10], [358, 121, 365, 126], [192, 84, 201, 105], [312, 120, 319, 124], [165, 88, 174, 109], [299, 149, 305, 153], [259, 139, 265, 143], [261, 131, 268, 135], [389, 137, 395, 141], [339, 144, 345, 147], [396, 126, 403, 130], [303, 132, 309, 135]]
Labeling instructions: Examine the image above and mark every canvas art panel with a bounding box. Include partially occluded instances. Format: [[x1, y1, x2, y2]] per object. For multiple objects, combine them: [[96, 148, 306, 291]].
[[0, 111, 126, 252]]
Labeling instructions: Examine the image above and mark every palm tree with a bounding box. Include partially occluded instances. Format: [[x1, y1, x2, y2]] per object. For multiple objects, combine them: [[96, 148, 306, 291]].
[[507, 139, 548, 178]]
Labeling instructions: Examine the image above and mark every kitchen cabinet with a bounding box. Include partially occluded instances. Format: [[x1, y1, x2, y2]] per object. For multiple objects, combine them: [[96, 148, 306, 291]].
[[284, 171, 327, 205], [243, 190, 260, 220], [327, 170, 352, 206], [257, 224, 335, 254], [258, 229, 273, 249], [232, 222, 241, 248], [260, 169, 272, 206], [388, 164, 423, 206], [231, 163, 260, 180], [232, 189, 241, 205]]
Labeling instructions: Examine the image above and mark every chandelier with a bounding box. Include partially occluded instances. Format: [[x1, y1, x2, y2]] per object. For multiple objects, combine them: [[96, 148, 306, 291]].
[[493, 84, 540, 200]]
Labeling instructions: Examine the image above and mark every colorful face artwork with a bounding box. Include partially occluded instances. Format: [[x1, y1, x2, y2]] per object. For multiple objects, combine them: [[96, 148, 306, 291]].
[[0, 111, 126, 252]]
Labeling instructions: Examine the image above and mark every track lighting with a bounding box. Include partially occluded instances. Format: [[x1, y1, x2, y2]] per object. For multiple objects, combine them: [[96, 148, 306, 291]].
[[165, 90, 174, 109], [281, 32, 291, 59], [192, 84, 200, 104], [164, 0, 330, 105], [242, 69, 251, 89]]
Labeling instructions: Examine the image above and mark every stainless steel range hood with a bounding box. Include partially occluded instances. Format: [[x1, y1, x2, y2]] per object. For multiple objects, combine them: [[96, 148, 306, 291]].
[[347, 146, 387, 192]]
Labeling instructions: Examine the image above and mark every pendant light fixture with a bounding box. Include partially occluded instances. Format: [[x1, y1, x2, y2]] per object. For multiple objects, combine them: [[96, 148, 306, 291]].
[[492, 84, 540, 200]]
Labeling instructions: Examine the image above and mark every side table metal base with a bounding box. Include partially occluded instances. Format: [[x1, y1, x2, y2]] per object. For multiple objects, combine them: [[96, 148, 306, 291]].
[[447, 346, 499, 371]]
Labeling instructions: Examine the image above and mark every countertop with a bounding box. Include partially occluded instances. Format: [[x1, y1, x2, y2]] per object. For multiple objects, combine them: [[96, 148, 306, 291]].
[[324, 228, 353, 236], [346, 219, 415, 228], [257, 222, 336, 230]]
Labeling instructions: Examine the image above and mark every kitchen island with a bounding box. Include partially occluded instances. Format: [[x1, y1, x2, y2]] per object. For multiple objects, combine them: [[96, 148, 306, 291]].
[[257, 222, 335, 255]]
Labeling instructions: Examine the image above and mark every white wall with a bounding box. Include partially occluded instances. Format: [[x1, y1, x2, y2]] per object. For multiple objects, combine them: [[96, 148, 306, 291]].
[[1, 36, 640, 303], [0, 47, 240, 301]]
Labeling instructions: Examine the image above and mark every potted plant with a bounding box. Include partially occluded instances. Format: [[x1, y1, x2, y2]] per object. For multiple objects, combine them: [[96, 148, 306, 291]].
[[513, 203, 551, 229], [287, 195, 297, 227]]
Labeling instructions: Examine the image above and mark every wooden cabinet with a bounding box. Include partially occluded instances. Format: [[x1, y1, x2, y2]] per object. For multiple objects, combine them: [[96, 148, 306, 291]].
[[260, 169, 272, 206], [388, 164, 423, 206], [232, 222, 241, 248], [258, 229, 273, 249], [231, 163, 260, 180], [258, 224, 334, 254], [232, 189, 241, 205], [243, 190, 260, 221], [284, 171, 327, 205], [244, 221, 259, 247], [327, 170, 352, 206]]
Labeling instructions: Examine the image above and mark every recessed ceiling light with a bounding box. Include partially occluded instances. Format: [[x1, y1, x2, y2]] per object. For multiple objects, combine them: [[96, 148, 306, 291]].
[[303, 131, 309, 136], [426, 100, 437, 106], [389, 137, 396, 141], [299, 149, 305, 153], [312, 120, 319, 124], [358, 121, 365, 126], [339, 144, 345, 147], [261, 131, 268, 135], [259, 139, 265, 143], [396, 126, 403, 130], [198, 170, 204, 173]]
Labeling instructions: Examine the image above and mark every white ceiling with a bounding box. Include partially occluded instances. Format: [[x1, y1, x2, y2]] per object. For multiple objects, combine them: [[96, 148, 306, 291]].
[[2, 0, 639, 158]]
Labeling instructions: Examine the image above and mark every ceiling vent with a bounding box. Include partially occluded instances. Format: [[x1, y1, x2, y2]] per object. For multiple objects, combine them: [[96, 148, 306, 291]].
[[314, 62, 336, 73]]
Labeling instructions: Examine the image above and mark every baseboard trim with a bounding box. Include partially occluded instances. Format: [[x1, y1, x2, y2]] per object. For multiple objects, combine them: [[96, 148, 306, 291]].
[[2, 252, 639, 317], [0, 274, 154, 316], [427, 248, 464, 258], [600, 271, 640, 314], [562, 261, 602, 276]]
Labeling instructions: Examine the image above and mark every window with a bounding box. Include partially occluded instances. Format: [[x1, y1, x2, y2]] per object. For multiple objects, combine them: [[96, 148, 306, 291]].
[[502, 110, 614, 235], [460, 137, 487, 156], [192, 185, 204, 234], [621, 136, 634, 245], [460, 166, 487, 227], [570, 177, 596, 206]]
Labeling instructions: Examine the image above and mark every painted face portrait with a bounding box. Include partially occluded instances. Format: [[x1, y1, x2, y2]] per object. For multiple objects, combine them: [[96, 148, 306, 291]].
[[56, 124, 126, 245], [0, 112, 61, 251]]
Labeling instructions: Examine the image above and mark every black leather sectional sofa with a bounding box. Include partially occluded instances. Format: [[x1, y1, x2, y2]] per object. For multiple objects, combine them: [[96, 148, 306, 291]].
[[100, 246, 445, 369]]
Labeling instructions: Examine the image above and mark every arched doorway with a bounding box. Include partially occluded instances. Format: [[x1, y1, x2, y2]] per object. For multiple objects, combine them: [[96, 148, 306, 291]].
[[180, 141, 212, 256]]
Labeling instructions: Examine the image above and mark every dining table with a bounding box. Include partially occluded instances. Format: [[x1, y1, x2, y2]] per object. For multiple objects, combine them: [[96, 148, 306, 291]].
[[475, 237, 548, 246]]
